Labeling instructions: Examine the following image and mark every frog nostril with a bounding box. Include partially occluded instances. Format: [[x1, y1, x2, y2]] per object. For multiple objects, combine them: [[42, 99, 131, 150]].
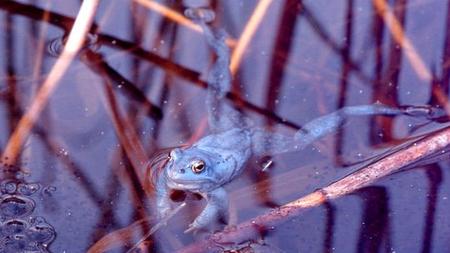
[[179, 168, 185, 174]]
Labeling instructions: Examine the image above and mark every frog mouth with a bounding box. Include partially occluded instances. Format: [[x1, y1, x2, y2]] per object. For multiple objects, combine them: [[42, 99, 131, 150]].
[[167, 178, 216, 190]]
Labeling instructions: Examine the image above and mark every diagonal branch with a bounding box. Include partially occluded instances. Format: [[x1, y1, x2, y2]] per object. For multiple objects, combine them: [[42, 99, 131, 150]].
[[178, 125, 450, 253], [81, 50, 163, 119], [229, 0, 273, 74], [1, 0, 100, 164]]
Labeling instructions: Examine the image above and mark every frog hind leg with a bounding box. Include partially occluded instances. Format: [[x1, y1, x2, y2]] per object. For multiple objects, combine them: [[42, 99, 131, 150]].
[[185, 187, 229, 233], [293, 104, 443, 149], [250, 104, 444, 156]]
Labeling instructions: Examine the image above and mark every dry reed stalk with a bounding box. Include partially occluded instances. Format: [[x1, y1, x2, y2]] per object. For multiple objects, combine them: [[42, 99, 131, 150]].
[[373, 0, 431, 81], [101, 83, 148, 183], [230, 0, 273, 74], [0, 1, 299, 129], [1, 0, 100, 164], [373, 0, 450, 115], [178, 126, 450, 253], [134, 0, 201, 32], [30, 2, 50, 96], [21, 2, 52, 167], [133, 0, 236, 47], [87, 217, 151, 253]]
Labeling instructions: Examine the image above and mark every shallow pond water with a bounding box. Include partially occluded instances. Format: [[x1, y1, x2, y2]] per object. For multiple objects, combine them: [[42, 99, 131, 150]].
[[0, 0, 449, 252]]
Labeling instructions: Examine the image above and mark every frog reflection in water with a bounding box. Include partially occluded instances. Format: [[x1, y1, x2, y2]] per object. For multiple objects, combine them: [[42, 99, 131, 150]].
[[153, 8, 444, 233]]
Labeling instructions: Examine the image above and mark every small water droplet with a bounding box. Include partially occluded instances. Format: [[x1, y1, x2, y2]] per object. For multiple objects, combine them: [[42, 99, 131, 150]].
[[58, 148, 69, 156], [184, 7, 215, 22], [42, 186, 56, 197]]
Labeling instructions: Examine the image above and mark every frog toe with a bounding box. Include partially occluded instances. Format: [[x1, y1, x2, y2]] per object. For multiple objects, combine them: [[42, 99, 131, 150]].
[[184, 222, 205, 234], [184, 224, 196, 234]]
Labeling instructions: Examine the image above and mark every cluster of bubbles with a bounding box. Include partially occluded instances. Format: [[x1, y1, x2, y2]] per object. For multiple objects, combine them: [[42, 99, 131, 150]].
[[0, 180, 55, 253]]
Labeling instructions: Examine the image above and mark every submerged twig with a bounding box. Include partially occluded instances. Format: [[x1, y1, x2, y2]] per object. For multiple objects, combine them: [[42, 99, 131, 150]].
[[126, 202, 186, 253], [0, 0, 301, 130], [82, 50, 163, 119], [86, 202, 186, 253], [1, 0, 100, 164], [373, 0, 450, 116], [178, 126, 450, 253], [134, 0, 201, 32], [86, 218, 150, 253], [372, 0, 431, 81], [101, 81, 148, 186], [229, 0, 273, 74], [133, 0, 236, 47]]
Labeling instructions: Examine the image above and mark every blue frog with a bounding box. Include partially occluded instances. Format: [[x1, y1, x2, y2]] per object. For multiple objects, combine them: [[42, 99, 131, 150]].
[[152, 7, 445, 233]]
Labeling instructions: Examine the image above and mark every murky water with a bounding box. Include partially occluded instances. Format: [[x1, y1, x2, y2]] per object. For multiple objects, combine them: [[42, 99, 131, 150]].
[[0, 0, 449, 252]]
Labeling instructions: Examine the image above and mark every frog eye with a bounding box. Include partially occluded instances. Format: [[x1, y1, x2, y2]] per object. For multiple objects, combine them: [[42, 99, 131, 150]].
[[191, 160, 205, 174]]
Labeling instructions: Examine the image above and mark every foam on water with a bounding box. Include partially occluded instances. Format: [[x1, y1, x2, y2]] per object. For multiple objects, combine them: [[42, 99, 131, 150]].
[[0, 180, 55, 253]]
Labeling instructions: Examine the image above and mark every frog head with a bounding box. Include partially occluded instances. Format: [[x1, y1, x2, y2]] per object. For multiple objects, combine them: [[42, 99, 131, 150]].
[[164, 146, 236, 192]]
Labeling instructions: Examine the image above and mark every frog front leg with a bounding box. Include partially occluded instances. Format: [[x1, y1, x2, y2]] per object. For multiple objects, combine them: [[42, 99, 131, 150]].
[[155, 175, 172, 219], [185, 187, 229, 233]]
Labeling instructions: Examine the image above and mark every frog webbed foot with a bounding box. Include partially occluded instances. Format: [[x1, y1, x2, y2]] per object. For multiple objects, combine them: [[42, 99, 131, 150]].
[[185, 187, 229, 233], [184, 205, 228, 234]]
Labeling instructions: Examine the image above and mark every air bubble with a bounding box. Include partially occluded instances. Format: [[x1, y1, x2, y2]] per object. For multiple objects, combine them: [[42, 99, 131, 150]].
[[1, 219, 29, 236], [0, 237, 28, 252], [0, 195, 35, 218], [26, 217, 55, 244], [42, 186, 56, 197], [184, 8, 215, 22], [1, 181, 17, 194], [18, 183, 40, 196], [47, 33, 100, 57]]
